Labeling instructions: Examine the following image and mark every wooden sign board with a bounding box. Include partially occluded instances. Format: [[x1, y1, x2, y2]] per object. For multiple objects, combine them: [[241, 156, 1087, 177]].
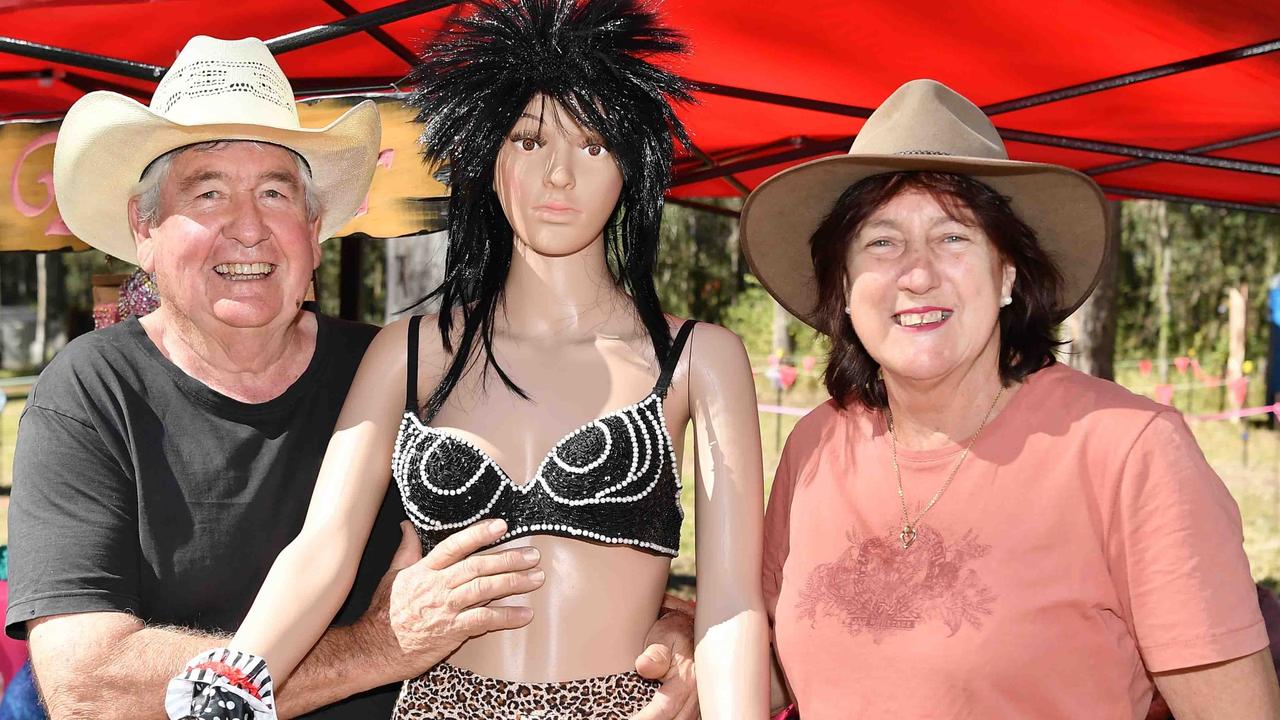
[[0, 96, 448, 257]]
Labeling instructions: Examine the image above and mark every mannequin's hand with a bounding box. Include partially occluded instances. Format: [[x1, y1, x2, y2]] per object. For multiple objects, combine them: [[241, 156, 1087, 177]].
[[353, 519, 543, 683], [631, 598, 697, 720]]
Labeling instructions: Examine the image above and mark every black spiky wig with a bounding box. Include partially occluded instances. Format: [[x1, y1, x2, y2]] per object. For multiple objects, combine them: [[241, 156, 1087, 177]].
[[407, 0, 691, 419]]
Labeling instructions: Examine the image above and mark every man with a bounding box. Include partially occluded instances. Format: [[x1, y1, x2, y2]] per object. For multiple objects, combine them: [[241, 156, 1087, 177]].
[[6, 36, 694, 720]]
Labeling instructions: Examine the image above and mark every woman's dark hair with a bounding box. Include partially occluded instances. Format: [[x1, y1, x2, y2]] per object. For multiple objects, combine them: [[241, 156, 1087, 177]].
[[406, 0, 691, 418], [810, 171, 1065, 410]]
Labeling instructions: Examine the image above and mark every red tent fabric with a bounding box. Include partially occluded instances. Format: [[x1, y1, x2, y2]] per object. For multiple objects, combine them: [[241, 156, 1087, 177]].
[[2, 0, 1279, 211]]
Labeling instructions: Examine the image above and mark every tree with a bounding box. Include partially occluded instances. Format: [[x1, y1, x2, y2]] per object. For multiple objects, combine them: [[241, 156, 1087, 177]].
[[1064, 201, 1122, 379]]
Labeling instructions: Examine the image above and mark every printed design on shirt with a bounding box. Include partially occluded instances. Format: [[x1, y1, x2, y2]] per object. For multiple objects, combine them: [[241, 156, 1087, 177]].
[[796, 524, 995, 642]]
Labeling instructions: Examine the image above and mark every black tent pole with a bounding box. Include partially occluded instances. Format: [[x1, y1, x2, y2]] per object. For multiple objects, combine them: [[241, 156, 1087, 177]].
[[682, 82, 1280, 178], [1087, 129, 1280, 177], [319, 0, 422, 67], [265, 0, 461, 55], [998, 128, 1280, 176], [982, 38, 1280, 115], [0, 69, 53, 82], [673, 137, 854, 188], [1099, 186, 1279, 215], [0, 0, 459, 87], [0, 37, 164, 81]]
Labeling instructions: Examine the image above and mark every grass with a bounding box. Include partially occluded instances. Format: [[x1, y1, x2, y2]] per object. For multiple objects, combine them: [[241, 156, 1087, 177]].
[[4, 371, 1279, 597]]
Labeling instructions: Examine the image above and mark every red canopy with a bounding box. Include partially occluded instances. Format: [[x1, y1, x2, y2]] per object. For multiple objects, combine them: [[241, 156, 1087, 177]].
[[2, 0, 1279, 214]]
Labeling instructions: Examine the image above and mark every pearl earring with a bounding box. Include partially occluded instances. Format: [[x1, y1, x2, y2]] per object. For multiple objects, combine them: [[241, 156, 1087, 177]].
[[1000, 295, 1013, 307]]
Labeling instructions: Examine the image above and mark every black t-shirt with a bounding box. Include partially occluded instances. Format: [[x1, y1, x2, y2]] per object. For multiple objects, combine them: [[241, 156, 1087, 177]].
[[6, 312, 404, 719]]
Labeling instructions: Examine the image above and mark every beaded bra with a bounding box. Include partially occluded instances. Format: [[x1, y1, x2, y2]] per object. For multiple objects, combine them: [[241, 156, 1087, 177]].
[[392, 316, 694, 557]]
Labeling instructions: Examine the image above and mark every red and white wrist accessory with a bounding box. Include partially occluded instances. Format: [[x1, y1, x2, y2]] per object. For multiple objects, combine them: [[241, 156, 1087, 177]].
[[165, 647, 277, 720]]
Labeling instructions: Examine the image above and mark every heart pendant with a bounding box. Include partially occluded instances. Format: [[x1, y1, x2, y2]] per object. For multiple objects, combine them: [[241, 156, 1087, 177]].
[[900, 525, 917, 549]]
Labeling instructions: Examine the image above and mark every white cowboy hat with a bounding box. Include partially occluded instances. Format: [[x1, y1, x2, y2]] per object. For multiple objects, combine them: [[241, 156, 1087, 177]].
[[53, 35, 381, 265], [739, 79, 1110, 327]]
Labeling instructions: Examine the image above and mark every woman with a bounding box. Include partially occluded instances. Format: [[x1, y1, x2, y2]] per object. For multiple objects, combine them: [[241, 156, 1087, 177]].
[[166, 1, 768, 719], [741, 79, 1280, 719]]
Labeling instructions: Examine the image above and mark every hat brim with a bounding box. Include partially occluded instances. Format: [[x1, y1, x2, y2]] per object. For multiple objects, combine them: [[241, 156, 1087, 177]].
[[53, 92, 381, 265], [739, 153, 1111, 328]]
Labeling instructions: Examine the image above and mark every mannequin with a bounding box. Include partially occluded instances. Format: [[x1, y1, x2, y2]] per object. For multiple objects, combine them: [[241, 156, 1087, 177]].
[[166, 1, 768, 718]]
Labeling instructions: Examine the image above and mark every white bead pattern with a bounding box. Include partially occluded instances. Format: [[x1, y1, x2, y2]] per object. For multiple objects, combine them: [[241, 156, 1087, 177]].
[[393, 390, 683, 553], [497, 522, 679, 556], [551, 421, 612, 474]]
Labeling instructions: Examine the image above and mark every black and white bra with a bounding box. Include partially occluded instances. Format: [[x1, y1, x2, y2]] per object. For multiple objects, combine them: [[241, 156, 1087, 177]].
[[392, 316, 695, 557]]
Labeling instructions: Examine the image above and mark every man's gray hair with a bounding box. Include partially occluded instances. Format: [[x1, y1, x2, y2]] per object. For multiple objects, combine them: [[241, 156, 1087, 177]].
[[133, 140, 321, 226]]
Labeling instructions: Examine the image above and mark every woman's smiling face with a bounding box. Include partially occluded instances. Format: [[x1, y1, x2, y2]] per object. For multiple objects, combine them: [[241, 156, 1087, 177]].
[[844, 188, 1016, 383]]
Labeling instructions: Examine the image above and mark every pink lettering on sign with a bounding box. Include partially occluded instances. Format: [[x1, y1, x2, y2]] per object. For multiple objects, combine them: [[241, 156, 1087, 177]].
[[355, 148, 396, 218], [9, 131, 71, 236]]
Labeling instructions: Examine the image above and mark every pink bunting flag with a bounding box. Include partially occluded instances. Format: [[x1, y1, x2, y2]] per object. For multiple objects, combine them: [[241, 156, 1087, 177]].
[[1230, 377, 1249, 407], [1154, 384, 1175, 406], [1137, 359, 1153, 376], [802, 355, 817, 372], [1174, 357, 1191, 375], [779, 365, 799, 390]]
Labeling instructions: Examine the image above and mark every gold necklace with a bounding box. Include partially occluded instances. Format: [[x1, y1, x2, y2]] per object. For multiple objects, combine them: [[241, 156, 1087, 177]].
[[887, 386, 1004, 550]]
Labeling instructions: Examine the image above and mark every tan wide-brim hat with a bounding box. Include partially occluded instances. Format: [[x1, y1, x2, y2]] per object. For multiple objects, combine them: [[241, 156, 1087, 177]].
[[739, 79, 1109, 328], [53, 36, 381, 265]]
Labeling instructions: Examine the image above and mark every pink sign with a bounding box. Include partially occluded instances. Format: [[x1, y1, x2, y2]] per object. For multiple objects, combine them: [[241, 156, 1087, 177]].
[[8, 130, 72, 237]]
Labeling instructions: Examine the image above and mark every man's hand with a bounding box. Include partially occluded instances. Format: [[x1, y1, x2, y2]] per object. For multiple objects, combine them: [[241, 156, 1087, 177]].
[[631, 597, 697, 720], [353, 519, 544, 683]]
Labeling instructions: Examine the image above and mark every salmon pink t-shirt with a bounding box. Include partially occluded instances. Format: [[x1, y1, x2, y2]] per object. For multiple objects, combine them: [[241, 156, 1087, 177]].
[[763, 364, 1266, 720]]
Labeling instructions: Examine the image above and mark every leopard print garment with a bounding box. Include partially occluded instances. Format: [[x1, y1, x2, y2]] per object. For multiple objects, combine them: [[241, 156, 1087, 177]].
[[392, 662, 660, 719]]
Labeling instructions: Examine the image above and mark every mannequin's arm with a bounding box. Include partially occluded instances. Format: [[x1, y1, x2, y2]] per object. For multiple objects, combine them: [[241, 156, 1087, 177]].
[[686, 324, 770, 718], [225, 318, 543, 688], [227, 319, 418, 684]]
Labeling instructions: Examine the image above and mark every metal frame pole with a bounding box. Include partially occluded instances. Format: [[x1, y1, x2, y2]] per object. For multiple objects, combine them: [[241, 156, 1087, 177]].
[[666, 197, 742, 219], [0, 36, 165, 81], [999, 128, 1280, 176], [1086, 129, 1280, 177], [1100, 185, 1279, 214], [673, 137, 852, 187], [266, 0, 461, 55], [982, 38, 1280, 115], [320, 0, 422, 67]]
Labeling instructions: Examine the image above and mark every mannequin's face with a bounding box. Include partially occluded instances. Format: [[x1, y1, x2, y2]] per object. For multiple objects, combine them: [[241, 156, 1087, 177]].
[[493, 96, 623, 257]]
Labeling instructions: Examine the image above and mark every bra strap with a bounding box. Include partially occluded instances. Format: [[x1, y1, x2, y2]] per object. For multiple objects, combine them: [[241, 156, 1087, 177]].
[[406, 315, 422, 413], [654, 320, 697, 399]]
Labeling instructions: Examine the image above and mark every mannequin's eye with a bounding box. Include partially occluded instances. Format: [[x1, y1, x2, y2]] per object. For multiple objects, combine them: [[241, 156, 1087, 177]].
[[509, 132, 543, 151]]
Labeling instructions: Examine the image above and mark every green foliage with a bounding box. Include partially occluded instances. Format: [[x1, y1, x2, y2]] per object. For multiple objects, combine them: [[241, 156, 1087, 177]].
[[314, 236, 387, 323], [720, 277, 775, 355], [655, 201, 741, 322], [721, 276, 827, 361], [1115, 201, 1279, 368]]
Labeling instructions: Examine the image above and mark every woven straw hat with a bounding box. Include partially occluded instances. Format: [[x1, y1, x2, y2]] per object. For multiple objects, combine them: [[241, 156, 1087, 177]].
[[739, 79, 1109, 327], [53, 36, 381, 265]]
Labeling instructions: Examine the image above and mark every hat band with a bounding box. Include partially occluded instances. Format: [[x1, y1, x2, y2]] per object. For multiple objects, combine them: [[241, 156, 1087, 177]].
[[894, 149, 953, 156]]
